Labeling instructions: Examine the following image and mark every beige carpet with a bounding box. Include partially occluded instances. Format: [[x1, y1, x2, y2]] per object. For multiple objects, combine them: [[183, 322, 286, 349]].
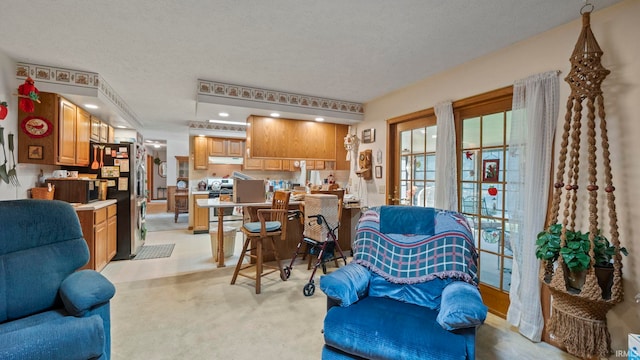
[[110, 261, 577, 360]]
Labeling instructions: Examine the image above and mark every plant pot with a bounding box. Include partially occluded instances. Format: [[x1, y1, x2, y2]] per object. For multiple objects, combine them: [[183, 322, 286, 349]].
[[595, 265, 614, 299], [563, 263, 587, 291]]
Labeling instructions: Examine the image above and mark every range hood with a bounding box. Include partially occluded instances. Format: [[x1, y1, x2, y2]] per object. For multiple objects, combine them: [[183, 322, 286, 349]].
[[208, 156, 243, 165]]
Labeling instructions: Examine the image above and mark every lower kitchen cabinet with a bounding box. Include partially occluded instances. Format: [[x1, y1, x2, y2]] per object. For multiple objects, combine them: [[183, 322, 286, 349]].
[[76, 202, 117, 271], [193, 193, 210, 234]]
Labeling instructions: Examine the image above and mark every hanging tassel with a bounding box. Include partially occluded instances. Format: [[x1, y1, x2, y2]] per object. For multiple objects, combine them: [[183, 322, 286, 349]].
[[548, 306, 611, 358]]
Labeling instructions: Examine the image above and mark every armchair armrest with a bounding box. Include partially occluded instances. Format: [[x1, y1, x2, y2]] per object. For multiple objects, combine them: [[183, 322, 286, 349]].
[[319, 263, 371, 308], [60, 270, 116, 317], [436, 281, 487, 331]]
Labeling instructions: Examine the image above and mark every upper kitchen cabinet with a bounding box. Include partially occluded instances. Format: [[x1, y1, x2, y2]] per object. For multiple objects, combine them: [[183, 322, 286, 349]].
[[90, 115, 113, 143], [207, 137, 244, 157], [247, 116, 337, 160], [18, 92, 91, 166], [193, 136, 208, 170]]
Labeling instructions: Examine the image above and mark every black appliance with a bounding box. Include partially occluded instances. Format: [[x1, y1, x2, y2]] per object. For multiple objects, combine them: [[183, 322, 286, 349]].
[[45, 178, 100, 203]]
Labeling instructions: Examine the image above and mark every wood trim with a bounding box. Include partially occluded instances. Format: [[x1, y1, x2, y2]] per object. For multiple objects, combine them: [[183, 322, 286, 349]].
[[452, 85, 513, 109], [387, 107, 435, 125]]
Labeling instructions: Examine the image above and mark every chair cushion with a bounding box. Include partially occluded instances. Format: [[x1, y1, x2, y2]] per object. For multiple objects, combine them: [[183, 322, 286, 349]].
[[368, 273, 454, 310], [0, 313, 105, 360], [243, 221, 281, 233], [324, 296, 472, 360], [437, 281, 488, 330]]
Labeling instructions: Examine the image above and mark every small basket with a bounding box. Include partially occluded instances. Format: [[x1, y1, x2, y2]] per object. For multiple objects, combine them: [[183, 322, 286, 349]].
[[30, 185, 55, 200]]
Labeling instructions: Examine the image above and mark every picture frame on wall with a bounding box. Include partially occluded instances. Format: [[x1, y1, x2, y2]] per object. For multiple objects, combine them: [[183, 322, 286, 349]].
[[375, 165, 382, 178], [28, 145, 43, 160], [482, 159, 500, 182], [362, 128, 376, 143]]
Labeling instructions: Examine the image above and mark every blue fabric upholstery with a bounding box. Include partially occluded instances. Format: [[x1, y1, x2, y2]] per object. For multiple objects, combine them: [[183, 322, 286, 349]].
[[379, 205, 436, 235], [319, 263, 370, 307], [437, 281, 488, 330], [243, 221, 281, 233], [320, 206, 485, 360], [0, 199, 115, 359]]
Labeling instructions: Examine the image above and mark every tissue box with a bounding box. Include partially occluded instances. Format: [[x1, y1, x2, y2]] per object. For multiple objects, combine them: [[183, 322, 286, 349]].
[[630, 334, 640, 360], [233, 180, 265, 203], [304, 194, 339, 242]]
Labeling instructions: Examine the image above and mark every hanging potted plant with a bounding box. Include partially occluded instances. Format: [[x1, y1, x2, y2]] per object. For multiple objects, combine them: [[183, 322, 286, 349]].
[[536, 224, 627, 294]]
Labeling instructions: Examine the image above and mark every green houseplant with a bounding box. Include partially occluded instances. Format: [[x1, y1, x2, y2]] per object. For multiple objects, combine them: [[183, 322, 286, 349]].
[[536, 223, 627, 292]]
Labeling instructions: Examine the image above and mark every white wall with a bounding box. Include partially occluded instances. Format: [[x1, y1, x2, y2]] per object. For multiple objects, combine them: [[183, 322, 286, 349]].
[[0, 53, 56, 200], [359, 0, 639, 352]]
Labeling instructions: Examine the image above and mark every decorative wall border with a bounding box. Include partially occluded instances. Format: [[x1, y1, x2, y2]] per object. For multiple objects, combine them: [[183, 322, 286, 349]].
[[197, 79, 364, 115], [17, 62, 143, 128], [189, 121, 246, 132]]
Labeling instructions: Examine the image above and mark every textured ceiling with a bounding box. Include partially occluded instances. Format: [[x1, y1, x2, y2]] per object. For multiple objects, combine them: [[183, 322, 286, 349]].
[[0, 0, 624, 132]]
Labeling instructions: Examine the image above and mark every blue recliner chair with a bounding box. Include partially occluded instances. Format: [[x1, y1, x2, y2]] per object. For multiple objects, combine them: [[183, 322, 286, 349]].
[[320, 206, 487, 360], [0, 199, 116, 360]]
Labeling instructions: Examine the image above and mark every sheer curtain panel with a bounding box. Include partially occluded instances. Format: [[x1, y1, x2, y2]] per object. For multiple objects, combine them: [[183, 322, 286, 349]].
[[434, 101, 457, 210], [506, 71, 559, 341]]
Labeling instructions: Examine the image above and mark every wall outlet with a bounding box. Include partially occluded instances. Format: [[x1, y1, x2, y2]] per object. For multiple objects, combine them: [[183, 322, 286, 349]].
[[378, 185, 385, 194]]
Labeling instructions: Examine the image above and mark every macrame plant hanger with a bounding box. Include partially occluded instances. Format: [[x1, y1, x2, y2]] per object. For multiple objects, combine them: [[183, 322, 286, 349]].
[[539, 4, 624, 359]]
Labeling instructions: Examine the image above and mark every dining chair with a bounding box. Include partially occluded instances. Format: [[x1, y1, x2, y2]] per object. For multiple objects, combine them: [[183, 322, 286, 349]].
[[231, 190, 291, 294]]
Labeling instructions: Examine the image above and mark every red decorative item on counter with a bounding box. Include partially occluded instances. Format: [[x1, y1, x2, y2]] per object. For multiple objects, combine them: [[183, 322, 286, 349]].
[[17, 77, 40, 113], [488, 186, 498, 196], [0, 101, 7, 120]]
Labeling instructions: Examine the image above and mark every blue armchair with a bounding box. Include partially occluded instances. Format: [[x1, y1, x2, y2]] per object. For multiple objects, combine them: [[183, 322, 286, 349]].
[[0, 200, 116, 360], [320, 206, 487, 360]]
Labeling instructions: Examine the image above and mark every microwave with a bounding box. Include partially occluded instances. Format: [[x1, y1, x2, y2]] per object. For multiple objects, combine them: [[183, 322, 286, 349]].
[[46, 179, 100, 204]]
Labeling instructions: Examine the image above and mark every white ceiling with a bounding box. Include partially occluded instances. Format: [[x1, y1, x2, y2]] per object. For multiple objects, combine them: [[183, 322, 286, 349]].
[[0, 0, 623, 133]]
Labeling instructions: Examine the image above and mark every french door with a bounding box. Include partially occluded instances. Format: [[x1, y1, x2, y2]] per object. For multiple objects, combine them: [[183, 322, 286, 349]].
[[387, 87, 514, 317]]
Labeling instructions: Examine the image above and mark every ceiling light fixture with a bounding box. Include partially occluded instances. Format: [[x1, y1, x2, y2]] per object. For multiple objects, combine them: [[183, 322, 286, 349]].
[[117, 125, 127, 129], [85, 104, 99, 109], [153, 144, 161, 148], [315, 117, 325, 122], [219, 112, 229, 117], [270, 112, 280, 117]]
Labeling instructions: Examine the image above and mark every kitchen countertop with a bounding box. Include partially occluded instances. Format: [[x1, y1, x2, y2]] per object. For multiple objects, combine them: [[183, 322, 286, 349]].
[[72, 199, 117, 211]]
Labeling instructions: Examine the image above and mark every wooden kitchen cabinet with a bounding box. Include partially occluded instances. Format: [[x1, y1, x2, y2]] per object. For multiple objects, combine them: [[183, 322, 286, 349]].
[[90, 116, 101, 141], [193, 136, 208, 170], [208, 137, 244, 157], [192, 193, 209, 234], [18, 92, 91, 166], [107, 204, 117, 261], [76, 203, 117, 272], [76, 108, 91, 166], [263, 159, 283, 171], [99, 122, 109, 142], [208, 138, 226, 156], [228, 139, 244, 156]]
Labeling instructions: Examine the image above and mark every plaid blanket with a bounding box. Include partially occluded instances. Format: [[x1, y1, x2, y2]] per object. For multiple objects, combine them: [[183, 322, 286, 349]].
[[353, 207, 479, 285]]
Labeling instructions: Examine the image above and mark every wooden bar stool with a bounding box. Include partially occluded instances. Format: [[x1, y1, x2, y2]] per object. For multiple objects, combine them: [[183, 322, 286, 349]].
[[231, 190, 290, 294]]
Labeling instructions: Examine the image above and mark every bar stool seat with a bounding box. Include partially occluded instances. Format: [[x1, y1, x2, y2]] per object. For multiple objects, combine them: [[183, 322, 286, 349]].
[[231, 190, 291, 294]]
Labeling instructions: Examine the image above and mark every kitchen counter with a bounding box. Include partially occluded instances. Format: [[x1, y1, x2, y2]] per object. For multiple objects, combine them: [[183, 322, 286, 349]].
[[72, 199, 117, 211], [191, 190, 210, 195]]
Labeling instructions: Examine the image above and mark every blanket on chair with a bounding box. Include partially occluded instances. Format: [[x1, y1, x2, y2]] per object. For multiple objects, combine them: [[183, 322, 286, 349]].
[[353, 207, 478, 285]]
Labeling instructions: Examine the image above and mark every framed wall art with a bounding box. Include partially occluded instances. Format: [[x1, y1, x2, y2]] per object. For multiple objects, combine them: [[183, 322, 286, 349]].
[[482, 159, 500, 182], [28, 145, 43, 160], [362, 128, 376, 143]]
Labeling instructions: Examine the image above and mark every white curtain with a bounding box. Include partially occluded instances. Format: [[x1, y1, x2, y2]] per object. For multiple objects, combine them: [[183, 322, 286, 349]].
[[434, 101, 457, 210], [506, 71, 559, 341]]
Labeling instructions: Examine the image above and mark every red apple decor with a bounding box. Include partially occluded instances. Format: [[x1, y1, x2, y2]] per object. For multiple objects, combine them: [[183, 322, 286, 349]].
[[0, 101, 7, 120], [488, 186, 498, 196]]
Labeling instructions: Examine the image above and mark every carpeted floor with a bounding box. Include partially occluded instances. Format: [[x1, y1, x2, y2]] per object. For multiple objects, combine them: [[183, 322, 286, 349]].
[[145, 212, 188, 232], [108, 261, 578, 360]]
